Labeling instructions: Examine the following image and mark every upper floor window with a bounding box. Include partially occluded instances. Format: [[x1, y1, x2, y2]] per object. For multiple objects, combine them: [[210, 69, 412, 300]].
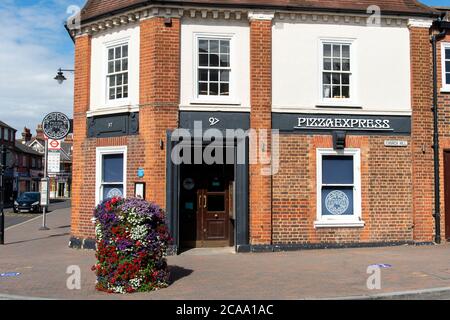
[[107, 44, 128, 101], [197, 38, 231, 98], [322, 42, 351, 101], [442, 43, 450, 91]]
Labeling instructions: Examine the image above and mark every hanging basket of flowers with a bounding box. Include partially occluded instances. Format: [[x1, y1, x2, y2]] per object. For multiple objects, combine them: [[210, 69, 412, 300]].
[[91, 197, 172, 294]]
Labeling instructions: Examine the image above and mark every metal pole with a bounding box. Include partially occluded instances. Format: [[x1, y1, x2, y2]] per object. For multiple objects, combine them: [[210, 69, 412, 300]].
[[0, 145, 5, 244], [39, 139, 49, 231], [431, 28, 447, 244]]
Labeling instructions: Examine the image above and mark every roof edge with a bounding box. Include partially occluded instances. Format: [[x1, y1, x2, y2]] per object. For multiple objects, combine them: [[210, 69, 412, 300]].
[[80, 1, 441, 25]]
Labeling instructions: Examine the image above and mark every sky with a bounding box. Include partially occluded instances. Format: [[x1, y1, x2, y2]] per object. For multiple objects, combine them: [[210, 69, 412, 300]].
[[0, 0, 449, 137]]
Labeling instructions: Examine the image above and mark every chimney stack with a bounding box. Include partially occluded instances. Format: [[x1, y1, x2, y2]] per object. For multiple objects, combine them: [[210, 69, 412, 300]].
[[35, 124, 45, 141], [22, 127, 32, 142]]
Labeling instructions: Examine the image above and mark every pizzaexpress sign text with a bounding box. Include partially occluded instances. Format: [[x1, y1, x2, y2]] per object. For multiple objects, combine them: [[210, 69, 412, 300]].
[[272, 113, 411, 135], [296, 117, 391, 131]]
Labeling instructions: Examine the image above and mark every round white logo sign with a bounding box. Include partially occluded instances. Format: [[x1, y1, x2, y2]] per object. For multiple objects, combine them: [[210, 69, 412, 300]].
[[106, 188, 123, 199], [42, 112, 71, 140], [325, 190, 350, 215]]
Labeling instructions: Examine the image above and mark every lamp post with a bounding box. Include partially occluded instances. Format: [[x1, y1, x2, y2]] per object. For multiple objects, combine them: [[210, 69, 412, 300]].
[[0, 145, 6, 244], [54, 68, 74, 84]]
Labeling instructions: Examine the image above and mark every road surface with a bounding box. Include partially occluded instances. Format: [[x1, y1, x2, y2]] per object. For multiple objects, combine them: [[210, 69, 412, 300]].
[[3, 199, 71, 229]]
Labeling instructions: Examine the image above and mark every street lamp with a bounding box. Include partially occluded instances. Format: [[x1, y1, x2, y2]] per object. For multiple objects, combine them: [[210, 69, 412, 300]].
[[0, 145, 7, 245], [54, 68, 74, 84]]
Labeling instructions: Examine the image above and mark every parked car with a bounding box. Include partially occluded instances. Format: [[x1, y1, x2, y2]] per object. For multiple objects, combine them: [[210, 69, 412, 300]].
[[13, 192, 42, 213]]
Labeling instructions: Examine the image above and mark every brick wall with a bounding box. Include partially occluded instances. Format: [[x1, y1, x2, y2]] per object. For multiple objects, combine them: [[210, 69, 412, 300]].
[[249, 18, 273, 245], [410, 26, 435, 242], [71, 35, 91, 238], [71, 17, 180, 241], [139, 17, 180, 207], [272, 135, 413, 244]]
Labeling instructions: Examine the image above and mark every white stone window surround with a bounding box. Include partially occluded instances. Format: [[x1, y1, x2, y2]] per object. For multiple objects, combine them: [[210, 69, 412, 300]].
[[192, 32, 237, 105], [180, 19, 250, 112], [272, 20, 412, 114], [315, 148, 364, 228], [95, 146, 127, 205], [89, 25, 140, 115], [318, 37, 359, 108], [441, 42, 450, 93]]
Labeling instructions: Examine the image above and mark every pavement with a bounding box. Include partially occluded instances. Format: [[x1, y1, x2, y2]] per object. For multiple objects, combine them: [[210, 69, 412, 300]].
[[3, 199, 71, 229], [1, 206, 450, 300]]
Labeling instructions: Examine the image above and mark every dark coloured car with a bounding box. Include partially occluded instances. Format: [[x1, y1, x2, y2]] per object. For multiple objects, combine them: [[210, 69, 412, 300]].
[[13, 192, 42, 213]]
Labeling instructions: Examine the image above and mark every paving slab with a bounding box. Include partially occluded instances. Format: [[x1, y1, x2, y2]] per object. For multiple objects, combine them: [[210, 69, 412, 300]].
[[1, 207, 450, 300]]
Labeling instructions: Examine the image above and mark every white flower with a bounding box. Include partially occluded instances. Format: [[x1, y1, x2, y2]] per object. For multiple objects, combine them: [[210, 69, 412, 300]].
[[130, 225, 148, 241], [95, 224, 103, 240]]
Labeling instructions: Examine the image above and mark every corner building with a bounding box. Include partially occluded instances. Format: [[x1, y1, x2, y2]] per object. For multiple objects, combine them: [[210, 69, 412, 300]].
[[69, 0, 446, 253]]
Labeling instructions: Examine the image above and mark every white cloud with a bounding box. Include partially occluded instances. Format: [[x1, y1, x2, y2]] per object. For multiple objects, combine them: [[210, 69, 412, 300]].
[[0, 0, 85, 136]]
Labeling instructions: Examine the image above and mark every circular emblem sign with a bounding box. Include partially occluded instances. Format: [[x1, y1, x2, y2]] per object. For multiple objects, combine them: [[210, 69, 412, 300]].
[[183, 178, 195, 191], [107, 188, 123, 199], [49, 140, 60, 148], [325, 190, 350, 215], [42, 112, 71, 140]]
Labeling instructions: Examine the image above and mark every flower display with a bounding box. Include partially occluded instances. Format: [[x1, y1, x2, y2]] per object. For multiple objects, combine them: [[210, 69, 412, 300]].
[[91, 197, 171, 293]]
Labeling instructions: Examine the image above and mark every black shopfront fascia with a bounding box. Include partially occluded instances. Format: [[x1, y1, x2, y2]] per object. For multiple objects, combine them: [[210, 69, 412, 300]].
[[166, 111, 250, 254], [87, 112, 139, 138], [273, 113, 411, 135]]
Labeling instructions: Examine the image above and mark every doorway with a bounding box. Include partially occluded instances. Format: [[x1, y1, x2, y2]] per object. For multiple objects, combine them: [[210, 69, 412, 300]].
[[444, 151, 450, 241], [179, 163, 235, 249]]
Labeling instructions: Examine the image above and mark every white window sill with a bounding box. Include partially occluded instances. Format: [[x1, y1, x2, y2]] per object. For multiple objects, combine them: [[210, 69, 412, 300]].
[[190, 99, 241, 106], [441, 87, 450, 93], [314, 220, 365, 228], [316, 102, 362, 109], [87, 105, 139, 117]]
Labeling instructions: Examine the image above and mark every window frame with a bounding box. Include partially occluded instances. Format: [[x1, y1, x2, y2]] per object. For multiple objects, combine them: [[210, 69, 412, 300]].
[[192, 33, 236, 104], [315, 148, 364, 228], [318, 38, 358, 107], [95, 146, 127, 205], [441, 42, 450, 92], [103, 37, 131, 108]]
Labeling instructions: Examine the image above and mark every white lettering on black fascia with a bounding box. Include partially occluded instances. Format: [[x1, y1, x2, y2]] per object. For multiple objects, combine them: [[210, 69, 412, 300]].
[[295, 117, 392, 131]]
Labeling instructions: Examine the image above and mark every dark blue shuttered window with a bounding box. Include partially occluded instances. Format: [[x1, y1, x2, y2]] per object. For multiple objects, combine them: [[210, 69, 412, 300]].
[[321, 155, 354, 216], [101, 154, 124, 200]]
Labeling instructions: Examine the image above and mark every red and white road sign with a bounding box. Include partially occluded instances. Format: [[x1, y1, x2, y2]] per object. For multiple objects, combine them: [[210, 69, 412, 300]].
[[48, 139, 61, 150]]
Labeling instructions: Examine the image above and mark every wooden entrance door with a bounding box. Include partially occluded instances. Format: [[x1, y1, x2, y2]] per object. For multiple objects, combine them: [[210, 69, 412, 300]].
[[180, 164, 234, 248], [197, 187, 229, 247], [444, 151, 450, 241]]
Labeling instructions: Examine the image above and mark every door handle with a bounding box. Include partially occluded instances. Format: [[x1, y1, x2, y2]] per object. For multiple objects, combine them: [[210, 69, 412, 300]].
[[199, 195, 202, 208], [204, 195, 207, 208]]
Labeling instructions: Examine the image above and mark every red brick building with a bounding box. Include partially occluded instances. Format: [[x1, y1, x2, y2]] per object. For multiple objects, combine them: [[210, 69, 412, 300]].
[[0, 122, 44, 205], [68, 0, 449, 252]]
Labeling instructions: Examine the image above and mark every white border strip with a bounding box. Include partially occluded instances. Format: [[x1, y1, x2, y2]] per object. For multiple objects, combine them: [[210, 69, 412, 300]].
[[5, 210, 60, 231], [323, 286, 450, 300]]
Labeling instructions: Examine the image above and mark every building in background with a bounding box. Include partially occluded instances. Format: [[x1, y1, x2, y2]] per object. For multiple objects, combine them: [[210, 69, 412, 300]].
[[0, 121, 44, 205], [14, 141, 43, 194], [0, 121, 18, 206], [20, 126, 73, 199]]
